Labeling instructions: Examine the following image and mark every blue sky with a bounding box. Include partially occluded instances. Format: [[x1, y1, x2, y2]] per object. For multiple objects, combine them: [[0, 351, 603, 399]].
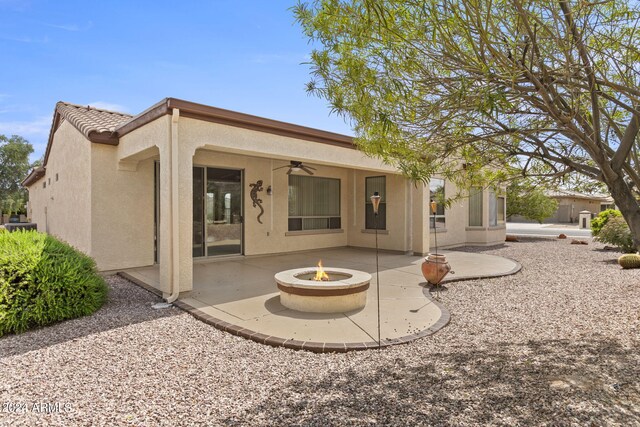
[[0, 0, 352, 162]]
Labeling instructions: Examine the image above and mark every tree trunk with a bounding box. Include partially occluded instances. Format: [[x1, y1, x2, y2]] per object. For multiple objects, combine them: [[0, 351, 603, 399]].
[[607, 175, 640, 251]]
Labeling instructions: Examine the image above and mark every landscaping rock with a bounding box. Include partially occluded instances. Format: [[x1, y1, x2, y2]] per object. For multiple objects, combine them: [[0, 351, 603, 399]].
[[1, 239, 639, 426], [558, 233, 567, 239]]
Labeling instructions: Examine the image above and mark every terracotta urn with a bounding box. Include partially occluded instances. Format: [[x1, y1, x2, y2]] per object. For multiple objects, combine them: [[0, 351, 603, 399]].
[[421, 253, 451, 285]]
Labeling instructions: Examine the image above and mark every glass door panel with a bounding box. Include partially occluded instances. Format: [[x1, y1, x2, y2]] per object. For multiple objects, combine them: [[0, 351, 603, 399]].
[[206, 168, 242, 256], [193, 167, 205, 257]]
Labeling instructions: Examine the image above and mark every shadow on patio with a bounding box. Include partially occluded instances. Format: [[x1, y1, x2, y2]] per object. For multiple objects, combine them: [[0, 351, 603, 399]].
[[122, 247, 520, 351]]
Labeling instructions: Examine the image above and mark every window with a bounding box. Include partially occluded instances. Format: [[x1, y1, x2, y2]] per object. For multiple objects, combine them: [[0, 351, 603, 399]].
[[429, 178, 445, 229], [489, 191, 505, 226], [469, 187, 483, 226], [288, 175, 341, 231], [365, 176, 386, 230]]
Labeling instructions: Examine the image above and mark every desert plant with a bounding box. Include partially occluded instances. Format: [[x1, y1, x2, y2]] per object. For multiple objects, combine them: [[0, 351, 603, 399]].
[[0, 230, 107, 336], [591, 209, 622, 236], [594, 217, 636, 253], [618, 253, 640, 269]]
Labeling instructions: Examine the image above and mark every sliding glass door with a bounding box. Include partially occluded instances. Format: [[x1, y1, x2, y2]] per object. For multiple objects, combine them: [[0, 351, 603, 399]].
[[193, 167, 243, 257]]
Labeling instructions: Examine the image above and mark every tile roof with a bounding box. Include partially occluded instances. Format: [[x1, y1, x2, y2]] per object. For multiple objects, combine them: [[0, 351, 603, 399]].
[[546, 189, 613, 202], [55, 102, 133, 138]]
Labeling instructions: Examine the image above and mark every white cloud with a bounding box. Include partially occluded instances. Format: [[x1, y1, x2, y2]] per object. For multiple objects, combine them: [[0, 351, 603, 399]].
[[0, 116, 51, 137], [45, 21, 93, 32], [87, 101, 128, 113]]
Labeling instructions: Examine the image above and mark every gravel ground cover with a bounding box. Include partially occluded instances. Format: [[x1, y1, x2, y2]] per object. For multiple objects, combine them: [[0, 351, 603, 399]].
[[1, 238, 639, 426]]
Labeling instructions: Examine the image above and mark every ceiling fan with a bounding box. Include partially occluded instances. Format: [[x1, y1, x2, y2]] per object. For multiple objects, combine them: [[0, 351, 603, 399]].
[[273, 160, 316, 175]]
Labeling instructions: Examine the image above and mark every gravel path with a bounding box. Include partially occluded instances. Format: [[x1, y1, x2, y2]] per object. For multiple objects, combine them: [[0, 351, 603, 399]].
[[1, 238, 639, 426]]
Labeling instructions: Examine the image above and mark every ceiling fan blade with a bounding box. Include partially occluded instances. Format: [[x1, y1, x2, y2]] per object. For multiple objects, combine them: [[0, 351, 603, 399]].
[[272, 165, 290, 171], [300, 166, 315, 175], [286, 168, 293, 175], [305, 165, 317, 170]]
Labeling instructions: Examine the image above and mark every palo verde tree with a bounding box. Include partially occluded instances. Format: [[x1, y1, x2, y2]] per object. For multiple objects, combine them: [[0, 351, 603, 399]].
[[295, 0, 640, 249]]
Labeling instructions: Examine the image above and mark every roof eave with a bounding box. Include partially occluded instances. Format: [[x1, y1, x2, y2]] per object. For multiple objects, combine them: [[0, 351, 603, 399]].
[[88, 131, 119, 145], [22, 166, 46, 187], [116, 97, 356, 149]]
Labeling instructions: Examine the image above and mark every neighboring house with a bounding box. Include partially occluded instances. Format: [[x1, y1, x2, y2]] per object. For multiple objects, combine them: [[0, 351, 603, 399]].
[[23, 99, 506, 296], [510, 189, 614, 224]]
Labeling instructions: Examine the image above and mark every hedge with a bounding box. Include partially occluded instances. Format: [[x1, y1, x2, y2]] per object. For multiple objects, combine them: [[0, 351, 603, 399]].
[[0, 230, 107, 336]]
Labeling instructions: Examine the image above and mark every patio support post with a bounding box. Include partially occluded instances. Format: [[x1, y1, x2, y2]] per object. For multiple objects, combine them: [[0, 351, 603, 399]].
[[168, 108, 182, 302], [411, 184, 431, 256], [159, 108, 194, 302], [158, 136, 172, 296]]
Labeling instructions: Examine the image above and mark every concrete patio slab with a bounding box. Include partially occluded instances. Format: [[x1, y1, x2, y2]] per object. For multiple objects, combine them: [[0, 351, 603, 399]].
[[120, 247, 521, 352]]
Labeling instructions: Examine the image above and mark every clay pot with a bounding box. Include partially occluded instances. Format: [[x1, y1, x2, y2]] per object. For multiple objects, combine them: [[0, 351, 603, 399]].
[[421, 253, 451, 285]]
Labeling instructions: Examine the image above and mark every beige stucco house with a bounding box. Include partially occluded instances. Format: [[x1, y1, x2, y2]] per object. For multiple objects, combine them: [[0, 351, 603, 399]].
[[23, 98, 506, 299], [509, 189, 614, 224]]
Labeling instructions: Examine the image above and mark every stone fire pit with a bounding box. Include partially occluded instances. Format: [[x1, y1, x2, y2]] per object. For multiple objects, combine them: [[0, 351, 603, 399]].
[[275, 266, 372, 313]]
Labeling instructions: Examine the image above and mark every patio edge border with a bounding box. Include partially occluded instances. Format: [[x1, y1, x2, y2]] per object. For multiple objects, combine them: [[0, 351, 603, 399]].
[[439, 256, 522, 284], [117, 271, 452, 353]]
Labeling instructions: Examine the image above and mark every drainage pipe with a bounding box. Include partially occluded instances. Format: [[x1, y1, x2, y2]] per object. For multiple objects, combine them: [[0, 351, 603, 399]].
[[166, 108, 181, 303]]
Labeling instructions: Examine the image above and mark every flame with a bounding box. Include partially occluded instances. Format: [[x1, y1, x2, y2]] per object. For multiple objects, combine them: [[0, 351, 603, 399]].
[[313, 260, 330, 281]]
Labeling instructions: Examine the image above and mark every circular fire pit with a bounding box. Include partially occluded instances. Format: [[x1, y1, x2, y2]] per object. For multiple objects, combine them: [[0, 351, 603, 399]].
[[275, 266, 372, 313]]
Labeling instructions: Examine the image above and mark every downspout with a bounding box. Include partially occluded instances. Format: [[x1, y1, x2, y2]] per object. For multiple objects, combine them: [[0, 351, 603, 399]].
[[166, 108, 181, 303]]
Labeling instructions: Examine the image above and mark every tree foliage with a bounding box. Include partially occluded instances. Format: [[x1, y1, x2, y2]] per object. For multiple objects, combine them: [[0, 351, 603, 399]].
[[0, 135, 33, 214], [506, 180, 558, 223], [294, 0, 640, 247]]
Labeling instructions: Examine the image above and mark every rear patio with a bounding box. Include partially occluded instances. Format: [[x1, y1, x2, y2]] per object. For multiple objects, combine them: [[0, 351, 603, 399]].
[[120, 247, 520, 352]]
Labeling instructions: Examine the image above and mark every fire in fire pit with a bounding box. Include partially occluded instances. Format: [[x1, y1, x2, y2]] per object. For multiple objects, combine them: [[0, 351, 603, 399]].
[[313, 260, 329, 281]]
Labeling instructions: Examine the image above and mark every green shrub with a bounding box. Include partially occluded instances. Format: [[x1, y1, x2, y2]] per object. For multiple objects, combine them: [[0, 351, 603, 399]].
[[0, 230, 107, 336], [591, 209, 621, 236], [594, 216, 636, 253]]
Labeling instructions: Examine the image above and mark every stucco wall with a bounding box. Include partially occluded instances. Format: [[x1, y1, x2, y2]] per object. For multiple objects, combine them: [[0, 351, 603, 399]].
[[427, 177, 468, 249], [346, 170, 410, 252], [193, 150, 351, 255], [465, 189, 506, 246], [180, 117, 394, 173], [89, 116, 170, 271], [553, 198, 601, 223], [415, 180, 507, 249], [27, 120, 92, 253], [90, 145, 156, 271]]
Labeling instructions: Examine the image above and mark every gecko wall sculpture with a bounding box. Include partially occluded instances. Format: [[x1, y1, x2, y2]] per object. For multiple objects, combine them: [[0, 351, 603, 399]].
[[249, 180, 265, 224]]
